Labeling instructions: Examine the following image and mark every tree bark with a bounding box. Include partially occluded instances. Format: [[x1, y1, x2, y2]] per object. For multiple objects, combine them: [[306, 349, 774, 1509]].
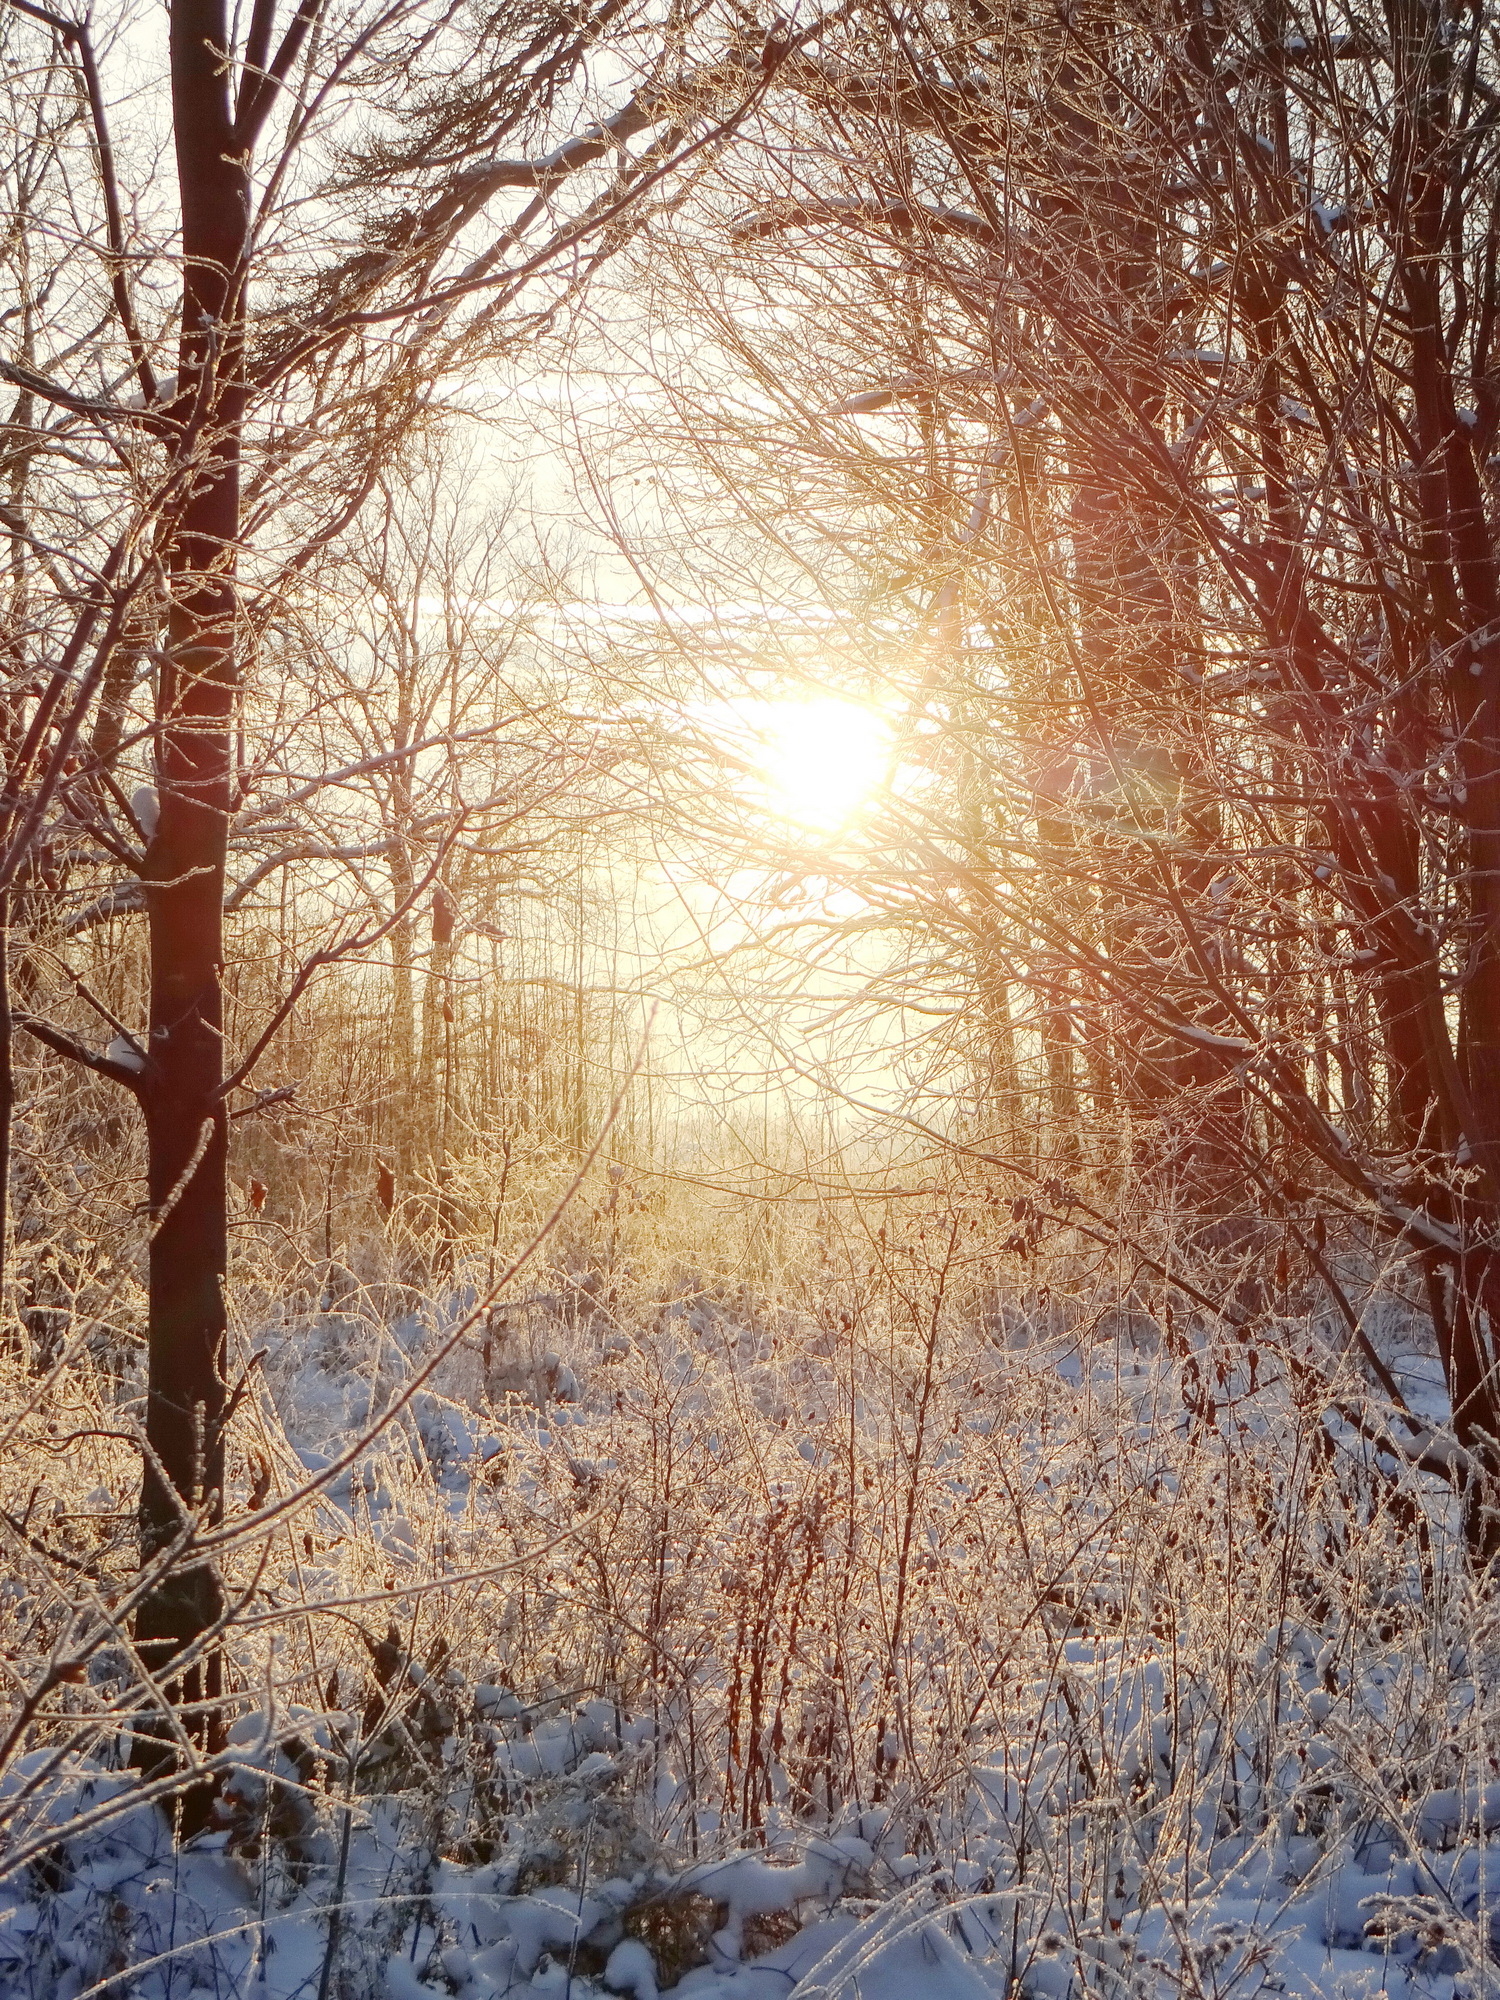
[[134, 0, 248, 1760]]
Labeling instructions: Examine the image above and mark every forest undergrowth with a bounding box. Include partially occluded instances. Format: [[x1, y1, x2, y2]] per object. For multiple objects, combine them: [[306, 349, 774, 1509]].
[[0, 1140, 1494, 2000]]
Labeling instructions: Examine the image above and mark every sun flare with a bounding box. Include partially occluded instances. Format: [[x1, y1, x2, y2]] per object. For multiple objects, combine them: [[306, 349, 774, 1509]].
[[756, 696, 889, 832]]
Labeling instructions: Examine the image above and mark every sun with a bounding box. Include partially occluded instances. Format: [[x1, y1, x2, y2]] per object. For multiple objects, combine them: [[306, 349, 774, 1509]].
[[756, 696, 890, 832]]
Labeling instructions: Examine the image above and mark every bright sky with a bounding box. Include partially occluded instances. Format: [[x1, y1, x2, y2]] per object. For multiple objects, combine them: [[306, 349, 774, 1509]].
[[755, 697, 892, 832]]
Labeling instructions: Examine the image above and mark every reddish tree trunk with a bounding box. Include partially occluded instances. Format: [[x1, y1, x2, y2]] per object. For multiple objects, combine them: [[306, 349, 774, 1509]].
[[134, 0, 248, 1753]]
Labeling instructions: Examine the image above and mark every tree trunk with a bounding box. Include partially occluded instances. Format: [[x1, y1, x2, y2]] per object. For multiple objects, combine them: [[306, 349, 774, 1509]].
[[134, 0, 248, 1767]]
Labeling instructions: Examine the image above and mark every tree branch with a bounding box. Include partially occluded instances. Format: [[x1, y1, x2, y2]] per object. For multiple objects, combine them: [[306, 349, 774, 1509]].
[[0, 358, 163, 431], [731, 196, 1003, 244], [15, 1013, 144, 1090], [235, 0, 326, 147]]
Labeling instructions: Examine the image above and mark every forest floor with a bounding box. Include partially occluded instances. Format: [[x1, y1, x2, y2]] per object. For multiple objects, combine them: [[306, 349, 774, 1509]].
[[0, 1268, 1492, 2000]]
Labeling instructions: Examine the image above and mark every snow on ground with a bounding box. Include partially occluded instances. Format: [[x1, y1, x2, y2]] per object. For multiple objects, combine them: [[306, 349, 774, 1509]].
[[5, 1677, 1496, 2000], [1, 1293, 1494, 1999]]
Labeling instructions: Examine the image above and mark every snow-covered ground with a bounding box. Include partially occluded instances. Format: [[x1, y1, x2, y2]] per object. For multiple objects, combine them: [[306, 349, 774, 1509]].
[[0, 1287, 1493, 2000], [6, 1658, 1497, 2000]]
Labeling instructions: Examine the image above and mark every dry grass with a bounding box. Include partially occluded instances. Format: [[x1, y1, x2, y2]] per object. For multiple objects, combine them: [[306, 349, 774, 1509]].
[[0, 1091, 1493, 1995]]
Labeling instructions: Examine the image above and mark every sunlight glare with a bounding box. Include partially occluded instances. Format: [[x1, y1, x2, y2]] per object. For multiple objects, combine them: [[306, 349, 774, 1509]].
[[757, 697, 889, 832]]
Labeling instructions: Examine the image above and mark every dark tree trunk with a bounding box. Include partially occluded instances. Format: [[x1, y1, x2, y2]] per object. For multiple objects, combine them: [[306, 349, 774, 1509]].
[[0, 890, 12, 1358], [134, 0, 249, 1763], [1385, 0, 1500, 1567]]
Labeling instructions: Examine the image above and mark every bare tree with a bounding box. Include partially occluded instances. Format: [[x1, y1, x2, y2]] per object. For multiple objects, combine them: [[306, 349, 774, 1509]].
[[0, 0, 792, 1777], [610, 0, 1500, 1566]]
